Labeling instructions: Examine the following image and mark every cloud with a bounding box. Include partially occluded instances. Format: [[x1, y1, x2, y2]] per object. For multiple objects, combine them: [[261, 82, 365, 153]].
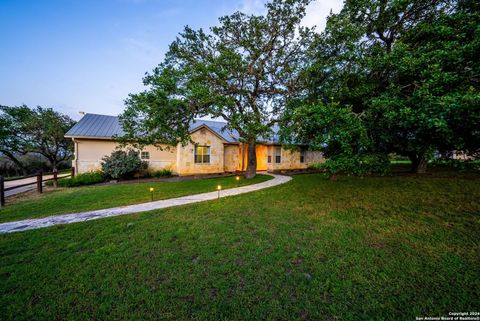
[[237, 0, 343, 32], [302, 0, 343, 31], [238, 0, 266, 14]]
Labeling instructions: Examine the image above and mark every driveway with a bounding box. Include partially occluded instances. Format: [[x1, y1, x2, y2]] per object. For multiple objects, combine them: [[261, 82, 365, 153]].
[[4, 173, 71, 197]]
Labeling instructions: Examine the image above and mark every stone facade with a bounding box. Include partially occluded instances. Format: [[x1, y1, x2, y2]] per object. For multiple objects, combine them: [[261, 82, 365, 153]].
[[176, 127, 225, 175], [72, 126, 324, 175]]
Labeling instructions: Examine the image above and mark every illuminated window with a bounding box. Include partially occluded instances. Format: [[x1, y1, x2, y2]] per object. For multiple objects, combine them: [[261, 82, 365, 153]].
[[194, 145, 210, 164]]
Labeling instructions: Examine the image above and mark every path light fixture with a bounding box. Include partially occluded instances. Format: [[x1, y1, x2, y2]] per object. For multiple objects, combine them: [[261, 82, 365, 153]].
[[235, 176, 240, 187], [217, 185, 222, 199], [149, 187, 154, 201]]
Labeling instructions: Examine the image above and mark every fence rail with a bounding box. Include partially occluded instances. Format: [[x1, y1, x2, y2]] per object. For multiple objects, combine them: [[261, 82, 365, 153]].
[[0, 168, 75, 207]]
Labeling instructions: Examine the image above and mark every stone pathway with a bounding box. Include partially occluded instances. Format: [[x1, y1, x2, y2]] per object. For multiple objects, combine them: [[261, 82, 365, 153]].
[[0, 173, 291, 234]]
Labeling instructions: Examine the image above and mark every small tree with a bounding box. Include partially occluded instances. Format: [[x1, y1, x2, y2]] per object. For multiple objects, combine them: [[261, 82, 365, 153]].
[[101, 149, 148, 179], [120, 0, 315, 178]]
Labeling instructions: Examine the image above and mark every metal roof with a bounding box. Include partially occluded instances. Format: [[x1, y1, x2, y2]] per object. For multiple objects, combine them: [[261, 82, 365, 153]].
[[65, 113, 280, 143], [65, 114, 125, 138]]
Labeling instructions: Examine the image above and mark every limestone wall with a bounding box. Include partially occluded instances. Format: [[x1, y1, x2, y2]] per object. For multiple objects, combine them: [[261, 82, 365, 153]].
[[176, 128, 225, 175], [224, 144, 241, 172]]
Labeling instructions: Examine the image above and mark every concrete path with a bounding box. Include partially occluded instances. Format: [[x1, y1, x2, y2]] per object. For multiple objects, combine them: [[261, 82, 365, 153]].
[[0, 174, 291, 234], [4, 173, 70, 197]]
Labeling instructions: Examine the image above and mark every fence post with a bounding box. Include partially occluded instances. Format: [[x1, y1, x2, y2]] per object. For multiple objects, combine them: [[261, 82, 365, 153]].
[[53, 169, 58, 188], [71, 167, 75, 178], [37, 171, 43, 194], [0, 176, 5, 207]]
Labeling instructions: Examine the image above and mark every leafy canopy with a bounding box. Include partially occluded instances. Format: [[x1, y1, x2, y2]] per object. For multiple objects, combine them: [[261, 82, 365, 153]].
[[0, 105, 75, 171], [282, 0, 480, 173], [120, 0, 315, 147]]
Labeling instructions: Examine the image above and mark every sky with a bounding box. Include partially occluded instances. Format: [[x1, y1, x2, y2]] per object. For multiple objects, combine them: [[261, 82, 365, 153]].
[[0, 0, 343, 121]]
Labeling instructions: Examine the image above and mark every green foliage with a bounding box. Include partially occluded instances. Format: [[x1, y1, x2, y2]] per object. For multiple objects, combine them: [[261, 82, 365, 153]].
[[151, 168, 173, 178], [280, 101, 369, 157], [431, 159, 480, 171], [319, 153, 390, 177], [0, 105, 75, 172], [46, 171, 105, 187], [101, 149, 148, 179], [287, 0, 480, 173]]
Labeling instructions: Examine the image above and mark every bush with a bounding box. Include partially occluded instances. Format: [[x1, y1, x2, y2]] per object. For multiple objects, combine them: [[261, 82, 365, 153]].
[[101, 149, 148, 179], [431, 159, 480, 171], [318, 153, 390, 178], [46, 171, 105, 187], [152, 168, 173, 178]]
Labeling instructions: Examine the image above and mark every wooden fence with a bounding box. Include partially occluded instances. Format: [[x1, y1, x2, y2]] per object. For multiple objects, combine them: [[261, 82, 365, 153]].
[[0, 168, 75, 207]]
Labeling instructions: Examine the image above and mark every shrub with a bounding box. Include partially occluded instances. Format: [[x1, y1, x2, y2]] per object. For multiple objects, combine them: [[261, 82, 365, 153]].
[[101, 149, 148, 179], [152, 168, 173, 178], [46, 171, 105, 187], [319, 153, 390, 179], [431, 159, 480, 171]]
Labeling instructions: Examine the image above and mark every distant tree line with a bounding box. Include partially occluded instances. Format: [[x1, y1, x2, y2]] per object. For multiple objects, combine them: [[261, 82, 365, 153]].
[[120, 0, 479, 177], [0, 105, 75, 177]]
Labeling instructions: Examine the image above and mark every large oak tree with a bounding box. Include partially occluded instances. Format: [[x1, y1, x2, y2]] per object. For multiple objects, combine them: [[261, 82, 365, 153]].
[[120, 0, 315, 178], [282, 0, 479, 173]]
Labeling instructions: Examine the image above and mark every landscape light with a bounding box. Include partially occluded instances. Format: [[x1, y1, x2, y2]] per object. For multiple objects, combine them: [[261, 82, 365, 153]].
[[217, 185, 222, 199], [149, 187, 154, 201], [236, 176, 240, 187]]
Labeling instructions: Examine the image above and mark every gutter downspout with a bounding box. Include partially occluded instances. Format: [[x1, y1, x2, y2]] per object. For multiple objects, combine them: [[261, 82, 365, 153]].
[[72, 138, 78, 172]]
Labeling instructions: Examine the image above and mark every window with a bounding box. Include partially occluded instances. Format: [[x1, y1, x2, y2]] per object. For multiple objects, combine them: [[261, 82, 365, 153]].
[[275, 147, 281, 163], [194, 145, 210, 164], [267, 148, 272, 163], [141, 151, 150, 160], [300, 149, 306, 163]]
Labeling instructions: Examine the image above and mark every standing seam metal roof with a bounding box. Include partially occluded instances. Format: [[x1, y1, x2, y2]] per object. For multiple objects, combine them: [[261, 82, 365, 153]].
[[65, 113, 280, 143]]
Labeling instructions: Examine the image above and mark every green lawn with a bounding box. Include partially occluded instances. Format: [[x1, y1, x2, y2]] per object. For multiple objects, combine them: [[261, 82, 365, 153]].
[[0, 175, 272, 223], [1, 173, 479, 320]]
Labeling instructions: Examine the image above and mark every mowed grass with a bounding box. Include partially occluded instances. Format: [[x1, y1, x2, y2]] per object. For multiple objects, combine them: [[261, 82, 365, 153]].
[[1, 173, 479, 320], [0, 175, 272, 223]]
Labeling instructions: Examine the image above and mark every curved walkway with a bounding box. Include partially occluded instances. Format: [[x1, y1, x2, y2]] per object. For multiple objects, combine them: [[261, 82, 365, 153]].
[[0, 173, 291, 234]]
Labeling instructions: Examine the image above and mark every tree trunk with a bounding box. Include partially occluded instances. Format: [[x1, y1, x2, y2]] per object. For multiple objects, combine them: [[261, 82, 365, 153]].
[[409, 154, 427, 174], [245, 141, 257, 179], [51, 160, 58, 172], [1, 150, 27, 176]]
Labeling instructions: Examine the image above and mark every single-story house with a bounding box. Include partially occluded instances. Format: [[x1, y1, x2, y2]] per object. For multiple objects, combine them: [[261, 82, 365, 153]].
[[65, 113, 324, 175]]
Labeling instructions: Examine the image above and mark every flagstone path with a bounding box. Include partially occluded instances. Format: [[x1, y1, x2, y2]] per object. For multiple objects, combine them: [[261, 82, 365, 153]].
[[0, 173, 291, 234]]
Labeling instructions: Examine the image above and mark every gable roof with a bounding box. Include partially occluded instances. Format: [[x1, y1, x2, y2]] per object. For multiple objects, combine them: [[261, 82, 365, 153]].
[[65, 113, 281, 144], [65, 114, 125, 139]]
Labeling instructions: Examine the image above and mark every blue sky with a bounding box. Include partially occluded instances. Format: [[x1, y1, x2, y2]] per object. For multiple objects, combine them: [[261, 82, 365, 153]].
[[0, 0, 342, 120]]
